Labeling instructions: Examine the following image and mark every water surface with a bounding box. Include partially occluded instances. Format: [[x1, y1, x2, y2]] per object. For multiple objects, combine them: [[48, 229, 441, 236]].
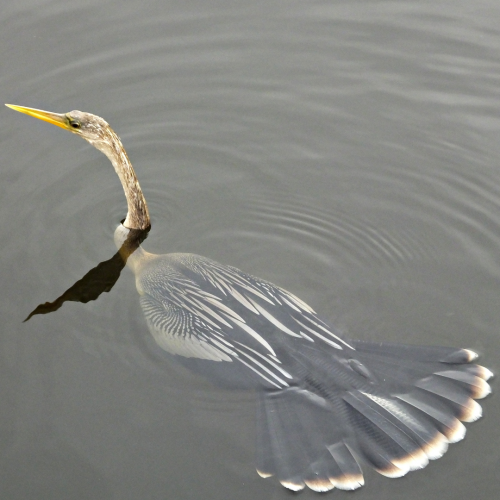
[[1, 0, 499, 498]]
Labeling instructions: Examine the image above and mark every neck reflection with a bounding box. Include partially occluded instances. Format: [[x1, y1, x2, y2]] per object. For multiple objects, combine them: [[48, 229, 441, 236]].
[[24, 226, 150, 322]]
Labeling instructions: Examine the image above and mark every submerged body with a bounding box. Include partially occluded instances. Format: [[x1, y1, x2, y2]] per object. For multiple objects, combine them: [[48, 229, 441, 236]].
[[9, 104, 493, 492], [120, 226, 491, 491]]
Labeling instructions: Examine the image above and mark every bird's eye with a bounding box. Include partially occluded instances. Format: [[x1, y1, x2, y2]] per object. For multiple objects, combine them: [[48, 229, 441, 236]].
[[69, 119, 81, 129]]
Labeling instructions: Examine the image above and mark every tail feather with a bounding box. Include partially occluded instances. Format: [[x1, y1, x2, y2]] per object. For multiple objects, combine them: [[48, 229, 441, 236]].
[[260, 393, 306, 489], [325, 442, 364, 490], [256, 340, 492, 492], [347, 343, 478, 387], [434, 369, 491, 399], [256, 388, 363, 491], [255, 393, 276, 479], [344, 392, 427, 459], [414, 376, 482, 421], [343, 391, 430, 475], [303, 456, 336, 492], [396, 391, 467, 443], [356, 432, 411, 478], [351, 341, 478, 364], [343, 391, 437, 462], [304, 443, 364, 492], [257, 390, 320, 490]]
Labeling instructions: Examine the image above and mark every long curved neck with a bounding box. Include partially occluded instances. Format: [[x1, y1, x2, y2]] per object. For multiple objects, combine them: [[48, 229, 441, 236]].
[[92, 130, 151, 230]]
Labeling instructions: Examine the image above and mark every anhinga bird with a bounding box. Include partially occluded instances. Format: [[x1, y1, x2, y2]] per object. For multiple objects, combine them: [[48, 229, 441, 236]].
[[7, 104, 492, 492]]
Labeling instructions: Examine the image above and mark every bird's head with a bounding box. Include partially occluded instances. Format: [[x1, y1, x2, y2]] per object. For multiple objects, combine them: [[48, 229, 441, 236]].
[[5, 104, 115, 148], [6, 103, 150, 229]]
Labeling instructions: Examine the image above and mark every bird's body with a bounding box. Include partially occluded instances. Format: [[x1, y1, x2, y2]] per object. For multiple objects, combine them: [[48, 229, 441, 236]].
[[8, 104, 493, 493], [127, 242, 489, 490], [129, 247, 353, 388]]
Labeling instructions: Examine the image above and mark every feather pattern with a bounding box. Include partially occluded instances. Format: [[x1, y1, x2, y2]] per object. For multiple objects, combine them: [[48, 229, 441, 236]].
[[134, 251, 492, 491], [137, 252, 355, 388]]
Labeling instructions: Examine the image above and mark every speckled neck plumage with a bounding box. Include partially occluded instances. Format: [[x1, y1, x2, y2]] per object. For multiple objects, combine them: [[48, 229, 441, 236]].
[[90, 128, 150, 230]]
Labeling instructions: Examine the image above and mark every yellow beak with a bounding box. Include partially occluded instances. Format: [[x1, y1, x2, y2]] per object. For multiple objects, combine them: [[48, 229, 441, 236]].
[[5, 104, 69, 130]]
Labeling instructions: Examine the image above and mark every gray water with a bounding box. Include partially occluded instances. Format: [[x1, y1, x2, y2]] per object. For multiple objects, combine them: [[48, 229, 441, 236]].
[[1, 0, 499, 498]]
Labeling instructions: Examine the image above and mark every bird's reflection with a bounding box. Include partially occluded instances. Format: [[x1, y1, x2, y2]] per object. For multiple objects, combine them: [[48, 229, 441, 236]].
[[24, 226, 150, 322]]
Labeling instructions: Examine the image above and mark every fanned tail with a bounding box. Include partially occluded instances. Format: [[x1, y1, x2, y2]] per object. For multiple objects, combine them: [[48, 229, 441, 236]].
[[256, 388, 365, 492], [255, 342, 492, 492]]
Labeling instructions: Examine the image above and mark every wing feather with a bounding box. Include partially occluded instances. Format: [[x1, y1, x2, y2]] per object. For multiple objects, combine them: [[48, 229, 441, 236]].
[[137, 253, 353, 386]]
